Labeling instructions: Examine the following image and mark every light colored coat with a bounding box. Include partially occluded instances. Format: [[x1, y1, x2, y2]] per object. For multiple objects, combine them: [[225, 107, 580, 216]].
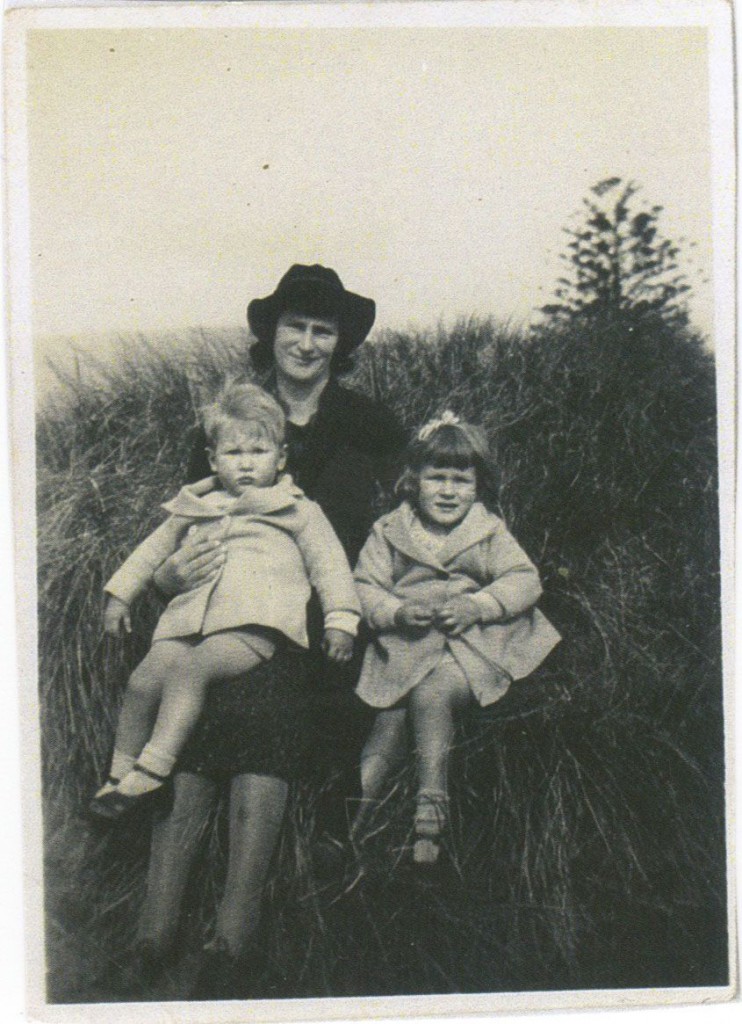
[[105, 475, 360, 648], [354, 502, 561, 707]]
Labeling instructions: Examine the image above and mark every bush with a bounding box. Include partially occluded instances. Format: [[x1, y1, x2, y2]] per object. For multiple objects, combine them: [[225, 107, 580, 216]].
[[37, 318, 727, 1000]]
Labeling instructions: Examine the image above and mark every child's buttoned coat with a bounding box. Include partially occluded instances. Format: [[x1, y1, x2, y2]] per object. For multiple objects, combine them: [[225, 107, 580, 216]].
[[354, 502, 561, 707], [105, 475, 360, 648]]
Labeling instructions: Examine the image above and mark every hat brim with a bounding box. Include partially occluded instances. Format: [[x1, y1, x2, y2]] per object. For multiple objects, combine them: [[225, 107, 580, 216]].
[[247, 283, 375, 353]]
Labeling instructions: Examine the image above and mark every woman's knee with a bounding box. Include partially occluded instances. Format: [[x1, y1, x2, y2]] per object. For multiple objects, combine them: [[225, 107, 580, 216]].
[[160, 772, 218, 828], [229, 774, 288, 824]]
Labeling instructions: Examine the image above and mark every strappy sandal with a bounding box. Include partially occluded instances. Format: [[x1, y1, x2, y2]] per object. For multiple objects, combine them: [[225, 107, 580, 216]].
[[88, 764, 169, 820], [413, 789, 448, 866]]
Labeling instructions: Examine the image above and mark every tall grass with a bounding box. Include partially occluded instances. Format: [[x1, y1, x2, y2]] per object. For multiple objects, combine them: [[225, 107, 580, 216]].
[[36, 317, 727, 1000]]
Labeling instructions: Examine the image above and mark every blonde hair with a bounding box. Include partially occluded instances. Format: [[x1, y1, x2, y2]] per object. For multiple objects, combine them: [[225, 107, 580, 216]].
[[201, 381, 286, 449]]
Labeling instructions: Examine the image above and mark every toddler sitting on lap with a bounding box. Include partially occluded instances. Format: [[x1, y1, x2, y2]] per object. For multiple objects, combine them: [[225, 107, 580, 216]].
[[90, 382, 360, 819]]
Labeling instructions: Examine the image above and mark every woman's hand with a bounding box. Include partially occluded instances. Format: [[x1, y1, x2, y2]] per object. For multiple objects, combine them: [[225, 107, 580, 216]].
[[436, 596, 482, 636], [323, 628, 354, 663], [103, 596, 131, 637], [152, 538, 225, 597], [394, 600, 437, 634]]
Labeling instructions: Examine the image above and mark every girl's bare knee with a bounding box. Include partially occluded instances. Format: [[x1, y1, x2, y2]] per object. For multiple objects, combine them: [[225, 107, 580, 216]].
[[409, 681, 443, 717], [411, 671, 469, 712]]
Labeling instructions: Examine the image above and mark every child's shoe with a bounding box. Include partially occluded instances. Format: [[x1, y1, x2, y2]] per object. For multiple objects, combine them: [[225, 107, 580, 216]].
[[92, 776, 120, 800], [87, 776, 122, 820], [88, 764, 169, 820], [412, 837, 441, 865]]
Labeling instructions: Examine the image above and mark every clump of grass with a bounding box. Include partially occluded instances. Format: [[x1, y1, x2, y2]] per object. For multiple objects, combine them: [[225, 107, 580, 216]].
[[37, 318, 727, 1000]]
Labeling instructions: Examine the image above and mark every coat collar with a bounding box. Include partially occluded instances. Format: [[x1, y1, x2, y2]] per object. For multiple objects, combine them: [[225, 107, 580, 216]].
[[383, 502, 498, 568], [163, 473, 304, 518]]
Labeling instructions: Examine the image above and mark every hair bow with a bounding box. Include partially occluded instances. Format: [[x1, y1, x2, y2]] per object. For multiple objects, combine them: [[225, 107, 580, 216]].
[[417, 410, 461, 441]]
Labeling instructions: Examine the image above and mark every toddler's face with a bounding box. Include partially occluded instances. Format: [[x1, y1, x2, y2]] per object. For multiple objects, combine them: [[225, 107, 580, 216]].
[[417, 464, 477, 529], [208, 420, 286, 495]]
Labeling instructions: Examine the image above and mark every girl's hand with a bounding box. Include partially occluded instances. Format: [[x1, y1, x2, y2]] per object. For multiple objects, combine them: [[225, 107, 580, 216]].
[[152, 538, 225, 596], [394, 600, 437, 633], [103, 596, 132, 637], [436, 596, 482, 636], [323, 628, 354, 663]]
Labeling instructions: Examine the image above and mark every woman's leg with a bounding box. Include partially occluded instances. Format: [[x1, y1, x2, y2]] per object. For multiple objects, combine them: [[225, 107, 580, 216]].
[[213, 773, 288, 957], [137, 771, 218, 955]]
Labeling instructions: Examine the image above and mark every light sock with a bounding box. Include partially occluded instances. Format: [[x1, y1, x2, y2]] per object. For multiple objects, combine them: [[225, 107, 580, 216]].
[[110, 750, 137, 782], [136, 743, 177, 778], [116, 745, 177, 799]]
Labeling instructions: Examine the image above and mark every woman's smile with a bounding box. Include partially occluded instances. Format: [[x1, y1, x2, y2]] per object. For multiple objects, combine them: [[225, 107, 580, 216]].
[[274, 311, 340, 384]]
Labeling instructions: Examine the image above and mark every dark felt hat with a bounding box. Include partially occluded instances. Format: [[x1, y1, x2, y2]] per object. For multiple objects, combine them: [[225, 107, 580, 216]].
[[247, 264, 376, 353]]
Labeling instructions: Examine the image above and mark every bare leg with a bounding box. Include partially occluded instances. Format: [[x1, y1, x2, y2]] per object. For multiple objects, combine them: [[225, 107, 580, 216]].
[[115, 636, 263, 799], [407, 662, 471, 863], [146, 636, 262, 764], [409, 663, 471, 798], [359, 708, 408, 801], [114, 643, 189, 758], [91, 644, 196, 803], [350, 709, 408, 843], [137, 771, 218, 954], [213, 773, 288, 957]]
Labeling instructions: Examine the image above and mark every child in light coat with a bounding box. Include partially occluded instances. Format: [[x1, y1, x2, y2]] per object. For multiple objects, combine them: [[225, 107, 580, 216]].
[[353, 412, 560, 863], [90, 382, 360, 818]]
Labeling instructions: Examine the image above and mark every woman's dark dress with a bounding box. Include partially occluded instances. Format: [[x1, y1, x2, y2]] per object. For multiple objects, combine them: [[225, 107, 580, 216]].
[[177, 380, 405, 782]]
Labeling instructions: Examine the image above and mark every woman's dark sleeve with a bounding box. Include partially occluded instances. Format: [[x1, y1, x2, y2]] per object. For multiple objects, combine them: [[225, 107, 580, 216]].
[[368, 402, 408, 512], [186, 426, 211, 484]]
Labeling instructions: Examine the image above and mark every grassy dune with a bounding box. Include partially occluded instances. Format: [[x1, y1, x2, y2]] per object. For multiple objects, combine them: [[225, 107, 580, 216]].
[[36, 317, 727, 1000]]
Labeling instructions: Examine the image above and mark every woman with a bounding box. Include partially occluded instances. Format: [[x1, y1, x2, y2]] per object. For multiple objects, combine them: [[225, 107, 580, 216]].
[[135, 265, 406, 996]]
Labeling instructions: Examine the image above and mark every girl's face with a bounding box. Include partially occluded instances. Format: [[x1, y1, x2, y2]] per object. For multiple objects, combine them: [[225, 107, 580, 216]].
[[208, 420, 286, 495], [273, 309, 340, 386], [417, 465, 477, 529]]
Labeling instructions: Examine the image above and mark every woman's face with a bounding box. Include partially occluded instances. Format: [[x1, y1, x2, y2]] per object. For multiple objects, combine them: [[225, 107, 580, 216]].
[[273, 310, 340, 386]]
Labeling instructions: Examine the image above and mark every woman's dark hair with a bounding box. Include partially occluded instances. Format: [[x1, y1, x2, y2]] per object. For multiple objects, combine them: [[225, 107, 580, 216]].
[[395, 421, 497, 505], [248, 292, 356, 376]]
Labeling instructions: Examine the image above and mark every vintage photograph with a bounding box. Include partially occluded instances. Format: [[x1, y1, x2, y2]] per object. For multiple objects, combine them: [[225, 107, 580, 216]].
[[3, 0, 736, 1019]]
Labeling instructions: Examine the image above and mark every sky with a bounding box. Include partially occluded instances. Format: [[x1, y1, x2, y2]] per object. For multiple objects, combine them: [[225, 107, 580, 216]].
[[25, 18, 714, 357]]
